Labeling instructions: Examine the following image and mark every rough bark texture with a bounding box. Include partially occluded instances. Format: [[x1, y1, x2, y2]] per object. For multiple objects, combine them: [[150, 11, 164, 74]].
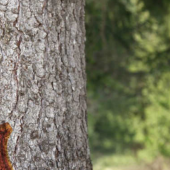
[[0, 0, 92, 169]]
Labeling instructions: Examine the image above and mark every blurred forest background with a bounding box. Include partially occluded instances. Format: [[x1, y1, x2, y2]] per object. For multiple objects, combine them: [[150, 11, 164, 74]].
[[85, 0, 170, 169]]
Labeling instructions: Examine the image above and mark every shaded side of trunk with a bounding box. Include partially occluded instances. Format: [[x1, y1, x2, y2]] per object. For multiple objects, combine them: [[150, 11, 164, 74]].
[[0, 0, 92, 169]]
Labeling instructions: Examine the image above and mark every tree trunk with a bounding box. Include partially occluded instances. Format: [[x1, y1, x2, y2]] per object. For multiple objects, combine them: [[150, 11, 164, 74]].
[[0, 0, 92, 169]]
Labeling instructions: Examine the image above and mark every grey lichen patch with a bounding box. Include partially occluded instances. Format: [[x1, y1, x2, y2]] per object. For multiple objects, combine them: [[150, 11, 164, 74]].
[[0, 5, 7, 12], [0, 0, 8, 6], [45, 106, 55, 118], [38, 30, 47, 39], [5, 11, 18, 21], [35, 65, 45, 78]]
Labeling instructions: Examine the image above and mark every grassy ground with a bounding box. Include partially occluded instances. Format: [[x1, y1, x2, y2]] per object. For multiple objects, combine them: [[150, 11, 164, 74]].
[[92, 154, 170, 170]]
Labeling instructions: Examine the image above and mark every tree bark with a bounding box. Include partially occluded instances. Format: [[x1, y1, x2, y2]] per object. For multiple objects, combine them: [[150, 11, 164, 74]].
[[0, 0, 92, 169]]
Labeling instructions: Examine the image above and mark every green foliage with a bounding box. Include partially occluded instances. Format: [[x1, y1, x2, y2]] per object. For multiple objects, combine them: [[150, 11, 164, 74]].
[[86, 0, 170, 163]]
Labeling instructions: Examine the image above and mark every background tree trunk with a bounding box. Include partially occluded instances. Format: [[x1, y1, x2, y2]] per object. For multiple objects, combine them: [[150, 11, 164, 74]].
[[0, 0, 92, 169]]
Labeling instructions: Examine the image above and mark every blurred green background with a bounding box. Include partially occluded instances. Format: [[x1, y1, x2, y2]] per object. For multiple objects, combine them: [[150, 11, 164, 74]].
[[85, 0, 170, 169]]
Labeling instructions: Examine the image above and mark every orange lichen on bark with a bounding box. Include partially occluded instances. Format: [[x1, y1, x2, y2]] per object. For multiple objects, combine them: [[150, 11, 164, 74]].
[[0, 123, 13, 170]]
